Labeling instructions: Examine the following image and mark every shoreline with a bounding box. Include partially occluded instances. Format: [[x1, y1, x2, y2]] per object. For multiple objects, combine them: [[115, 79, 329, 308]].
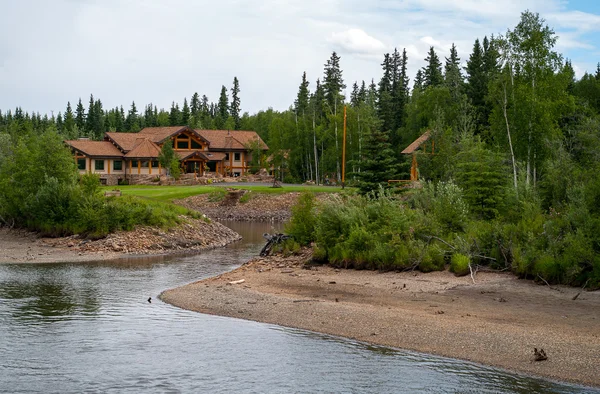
[[161, 251, 600, 388], [0, 218, 241, 264]]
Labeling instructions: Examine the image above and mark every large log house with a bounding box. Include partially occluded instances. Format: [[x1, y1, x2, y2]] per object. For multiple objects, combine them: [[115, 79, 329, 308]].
[[65, 126, 268, 185]]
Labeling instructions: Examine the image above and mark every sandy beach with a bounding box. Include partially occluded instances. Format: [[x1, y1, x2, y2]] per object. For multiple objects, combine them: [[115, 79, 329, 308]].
[[161, 251, 600, 388]]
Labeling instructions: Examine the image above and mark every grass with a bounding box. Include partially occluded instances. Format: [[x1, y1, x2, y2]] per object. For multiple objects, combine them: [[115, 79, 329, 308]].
[[101, 184, 344, 202]]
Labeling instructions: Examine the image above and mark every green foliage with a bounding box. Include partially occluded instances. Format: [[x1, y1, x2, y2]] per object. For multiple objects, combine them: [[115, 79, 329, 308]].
[[285, 192, 316, 245], [450, 253, 471, 276], [413, 180, 469, 232]]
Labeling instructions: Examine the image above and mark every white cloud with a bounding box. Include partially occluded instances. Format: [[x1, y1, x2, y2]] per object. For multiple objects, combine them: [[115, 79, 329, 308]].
[[0, 0, 599, 115], [329, 28, 387, 56]]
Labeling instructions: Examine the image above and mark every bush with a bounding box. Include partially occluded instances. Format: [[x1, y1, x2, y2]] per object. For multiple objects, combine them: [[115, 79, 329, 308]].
[[285, 192, 317, 245], [450, 253, 470, 276], [419, 245, 446, 272]]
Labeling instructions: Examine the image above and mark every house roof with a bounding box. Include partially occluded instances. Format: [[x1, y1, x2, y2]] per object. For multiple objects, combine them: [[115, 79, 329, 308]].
[[65, 140, 124, 158], [105, 132, 144, 152], [124, 138, 161, 159], [196, 129, 268, 150], [401, 131, 431, 154], [138, 126, 210, 145], [202, 151, 227, 161]]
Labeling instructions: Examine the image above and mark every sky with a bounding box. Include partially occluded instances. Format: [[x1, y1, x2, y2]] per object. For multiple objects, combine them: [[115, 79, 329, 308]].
[[1, 0, 599, 117]]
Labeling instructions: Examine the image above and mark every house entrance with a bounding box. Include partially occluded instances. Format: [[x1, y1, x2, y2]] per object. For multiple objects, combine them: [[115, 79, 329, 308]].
[[185, 161, 203, 174]]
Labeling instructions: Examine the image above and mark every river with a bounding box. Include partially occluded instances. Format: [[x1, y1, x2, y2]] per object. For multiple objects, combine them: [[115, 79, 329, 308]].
[[0, 221, 597, 393]]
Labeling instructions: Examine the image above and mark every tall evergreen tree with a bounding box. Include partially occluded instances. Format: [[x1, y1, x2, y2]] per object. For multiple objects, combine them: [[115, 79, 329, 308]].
[[75, 99, 85, 135], [414, 70, 425, 91], [423, 46, 443, 88], [190, 92, 200, 119], [216, 85, 229, 129], [465, 38, 486, 130], [169, 102, 181, 126], [85, 94, 96, 136], [181, 98, 190, 125], [125, 101, 139, 132], [64, 102, 75, 137], [231, 77, 241, 130], [378, 53, 394, 132], [356, 126, 400, 194], [322, 51, 345, 111], [444, 43, 463, 100], [295, 72, 310, 116]]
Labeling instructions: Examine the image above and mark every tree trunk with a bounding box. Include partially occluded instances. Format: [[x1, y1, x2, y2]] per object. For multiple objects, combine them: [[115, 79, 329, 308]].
[[313, 110, 319, 185], [502, 80, 519, 196]]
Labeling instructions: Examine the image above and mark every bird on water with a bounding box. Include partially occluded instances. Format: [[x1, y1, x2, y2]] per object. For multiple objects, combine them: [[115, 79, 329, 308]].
[[147, 297, 152, 303]]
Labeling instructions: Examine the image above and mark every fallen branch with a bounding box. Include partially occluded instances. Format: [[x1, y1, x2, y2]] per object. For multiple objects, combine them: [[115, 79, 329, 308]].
[[469, 263, 476, 284], [537, 274, 562, 292]]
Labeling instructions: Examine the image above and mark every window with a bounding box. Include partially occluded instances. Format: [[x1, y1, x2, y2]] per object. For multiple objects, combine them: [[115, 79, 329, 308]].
[[141, 161, 149, 168], [152, 161, 159, 168], [234, 152, 241, 161], [95, 160, 104, 171], [131, 160, 138, 168], [191, 140, 202, 149], [177, 140, 189, 149], [113, 160, 122, 171], [77, 158, 86, 170], [224, 153, 229, 160]]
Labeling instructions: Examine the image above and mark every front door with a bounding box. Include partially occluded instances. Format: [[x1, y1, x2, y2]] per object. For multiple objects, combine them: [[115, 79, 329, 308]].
[[186, 161, 201, 174]]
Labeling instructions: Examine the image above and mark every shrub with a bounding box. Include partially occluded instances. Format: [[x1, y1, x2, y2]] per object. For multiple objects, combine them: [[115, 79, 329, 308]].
[[450, 253, 470, 276], [419, 245, 446, 272], [286, 192, 317, 245]]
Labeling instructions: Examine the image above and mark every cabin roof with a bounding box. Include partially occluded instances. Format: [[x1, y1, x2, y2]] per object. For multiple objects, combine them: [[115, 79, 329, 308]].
[[65, 140, 124, 158], [124, 138, 161, 159], [196, 129, 268, 150], [401, 131, 431, 154]]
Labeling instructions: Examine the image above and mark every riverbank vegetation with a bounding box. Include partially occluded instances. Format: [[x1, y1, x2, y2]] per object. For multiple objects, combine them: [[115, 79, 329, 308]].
[[0, 132, 201, 238], [287, 183, 600, 288]]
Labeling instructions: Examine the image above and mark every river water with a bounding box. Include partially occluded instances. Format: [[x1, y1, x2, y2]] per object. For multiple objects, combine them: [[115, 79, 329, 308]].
[[0, 221, 597, 393]]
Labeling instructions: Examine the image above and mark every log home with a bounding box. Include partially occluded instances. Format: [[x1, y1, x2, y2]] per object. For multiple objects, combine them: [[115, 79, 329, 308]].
[[65, 126, 268, 185]]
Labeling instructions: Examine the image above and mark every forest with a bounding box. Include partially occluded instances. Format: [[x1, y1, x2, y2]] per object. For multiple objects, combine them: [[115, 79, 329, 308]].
[[1, 11, 600, 286]]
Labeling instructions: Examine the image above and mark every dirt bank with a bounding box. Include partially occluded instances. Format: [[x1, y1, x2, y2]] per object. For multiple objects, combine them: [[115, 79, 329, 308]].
[[161, 251, 600, 388], [0, 218, 240, 264]]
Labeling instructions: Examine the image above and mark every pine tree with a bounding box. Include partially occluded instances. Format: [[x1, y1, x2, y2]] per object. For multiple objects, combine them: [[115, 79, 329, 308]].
[[322, 51, 345, 111], [596, 63, 600, 80], [75, 98, 86, 135], [190, 92, 200, 119], [378, 53, 394, 132], [465, 38, 485, 129], [423, 47, 443, 88], [85, 94, 96, 136], [230, 77, 241, 130], [182, 98, 190, 125], [295, 72, 310, 115], [444, 43, 463, 100], [64, 102, 75, 137], [414, 70, 425, 91], [356, 126, 400, 194], [169, 102, 181, 126], [350, 81, 360, 107], [200, 95, 211, 128], [392, 48, 410, 135], [216, 86, 229, 129], [358, 81, 367, 104], [126, 101, 139, 132], [56, 112, 64, 133]]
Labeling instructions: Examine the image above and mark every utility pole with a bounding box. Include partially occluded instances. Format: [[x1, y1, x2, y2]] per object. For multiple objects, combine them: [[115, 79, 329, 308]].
[[342, 105, 347, 189]]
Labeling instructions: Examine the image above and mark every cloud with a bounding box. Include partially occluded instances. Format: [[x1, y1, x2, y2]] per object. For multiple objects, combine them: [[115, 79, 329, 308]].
[[0, 0, 599, 115], [329, 28, 387, 56]]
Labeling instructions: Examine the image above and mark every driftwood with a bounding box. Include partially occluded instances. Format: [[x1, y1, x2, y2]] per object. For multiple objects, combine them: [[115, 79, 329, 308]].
[[260, 233, 291, 257], [533, 348, 548, 361]]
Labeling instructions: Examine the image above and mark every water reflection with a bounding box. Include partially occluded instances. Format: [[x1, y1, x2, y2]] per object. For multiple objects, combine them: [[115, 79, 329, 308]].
[[0, 221, 597, 393]]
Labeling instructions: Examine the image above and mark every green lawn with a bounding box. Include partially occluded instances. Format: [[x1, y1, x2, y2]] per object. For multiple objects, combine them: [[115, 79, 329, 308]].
[[101, 184, 344, 202]]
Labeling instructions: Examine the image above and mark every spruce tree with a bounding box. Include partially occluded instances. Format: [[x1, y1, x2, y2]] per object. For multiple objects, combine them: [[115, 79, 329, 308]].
[[64, 102, 76, 137], [356, 126, 399, 194], [295, 72, 310, 116], [423, 47, 443, 88], [377, 53, 394, 132], [126, 101, 139, 132], [596, 63, 600, 80], [230, 77, 241, 130], [75, 99, 86, 135], [350, 81, 360, 106], [444, 43, 463, 100], [322, 51, 345, 111], [182, 98, 190, 125], [413, 70, 425, 91], [465, 38, 485, 128], [56, 112, 63, 133], [216, 86, 229, 129], [392, 48, 410, 138], [85, 94, 96, 136], [358, 81, 367, 104], [169, 102, 181, 126], [190, 92, 200, 119]]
